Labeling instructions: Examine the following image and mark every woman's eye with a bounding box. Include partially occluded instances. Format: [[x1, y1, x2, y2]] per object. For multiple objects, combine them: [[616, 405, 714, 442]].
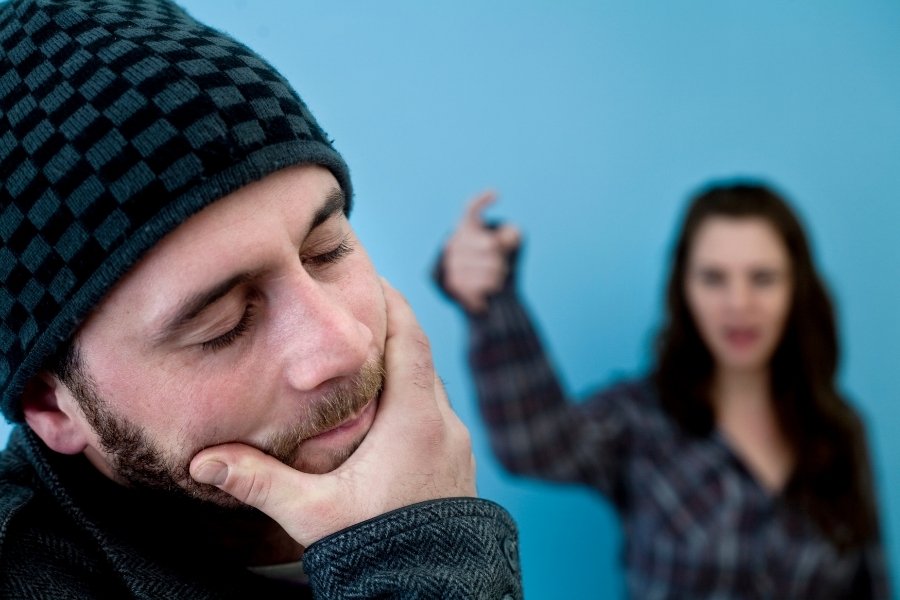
[[699, 271, 724, 286], [201, 305, 256, 352], [752, 271, 778, 286], [304, 237, 354, 268]]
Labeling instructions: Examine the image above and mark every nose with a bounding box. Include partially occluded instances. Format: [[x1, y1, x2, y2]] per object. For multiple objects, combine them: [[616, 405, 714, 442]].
[[274, 271, 373, 392], [724, 279, 752, 312]]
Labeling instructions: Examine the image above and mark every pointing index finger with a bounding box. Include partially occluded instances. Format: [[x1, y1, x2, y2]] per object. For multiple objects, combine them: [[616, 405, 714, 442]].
[[462, 190, 497, 229]]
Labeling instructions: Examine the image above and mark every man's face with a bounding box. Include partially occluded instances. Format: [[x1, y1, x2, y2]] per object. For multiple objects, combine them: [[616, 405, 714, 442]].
[[63, 165, 386, 507]]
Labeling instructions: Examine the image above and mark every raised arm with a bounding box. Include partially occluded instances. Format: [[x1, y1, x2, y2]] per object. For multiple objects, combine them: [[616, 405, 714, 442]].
[[437, 192, 632, 495]]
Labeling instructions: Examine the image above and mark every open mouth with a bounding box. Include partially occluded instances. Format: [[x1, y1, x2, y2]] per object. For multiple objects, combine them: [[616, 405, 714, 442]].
[[724, 326, 760, 348]]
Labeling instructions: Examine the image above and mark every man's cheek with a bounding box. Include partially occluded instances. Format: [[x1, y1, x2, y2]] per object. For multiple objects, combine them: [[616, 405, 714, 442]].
[[169, 374, 258, 441]]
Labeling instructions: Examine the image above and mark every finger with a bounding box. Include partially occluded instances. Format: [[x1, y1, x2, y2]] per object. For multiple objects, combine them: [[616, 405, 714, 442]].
[[462, 190, 497, 229], [380, 278, 417, 340], [432, 373, 452, 414], [380, 280, 436, 403], [447, 226, 501, 254], [495, 224, 521, 253], [189, 443, 324, 543], [431, 377, 468, 455], [431, 375, 478, 496], [446, 260, 507, 295], [446, 253, 505, 281]]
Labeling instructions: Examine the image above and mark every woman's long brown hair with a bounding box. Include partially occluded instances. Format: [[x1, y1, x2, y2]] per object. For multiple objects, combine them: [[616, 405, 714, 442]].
[[653, 181, 879, 551]]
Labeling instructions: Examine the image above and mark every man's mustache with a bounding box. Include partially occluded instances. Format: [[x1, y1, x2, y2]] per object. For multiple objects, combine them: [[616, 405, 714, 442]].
[[265, 357, 385, 465]]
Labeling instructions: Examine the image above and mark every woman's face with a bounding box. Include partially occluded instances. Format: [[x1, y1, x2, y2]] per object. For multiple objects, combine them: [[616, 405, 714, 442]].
[[684, 216, 793, 375]]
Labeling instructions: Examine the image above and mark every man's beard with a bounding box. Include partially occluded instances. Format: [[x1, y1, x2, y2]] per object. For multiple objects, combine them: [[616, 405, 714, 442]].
[[66, 356, 384, 508]]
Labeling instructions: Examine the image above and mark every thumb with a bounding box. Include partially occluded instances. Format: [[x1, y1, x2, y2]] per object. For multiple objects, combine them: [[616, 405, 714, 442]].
[[190, 443, 331, 545], [494, 224, 521, 253]]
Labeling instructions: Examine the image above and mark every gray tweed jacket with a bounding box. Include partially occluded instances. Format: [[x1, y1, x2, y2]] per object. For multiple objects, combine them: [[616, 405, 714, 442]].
[[0, 427, 522, 599]]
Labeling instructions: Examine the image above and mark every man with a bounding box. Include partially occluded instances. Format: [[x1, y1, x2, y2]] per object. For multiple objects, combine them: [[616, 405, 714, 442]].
[[0, 1, 521, 597]]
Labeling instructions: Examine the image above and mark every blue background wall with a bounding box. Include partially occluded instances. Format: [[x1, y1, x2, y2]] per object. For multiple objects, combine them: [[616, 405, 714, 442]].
[[4, 2, 899, 596]]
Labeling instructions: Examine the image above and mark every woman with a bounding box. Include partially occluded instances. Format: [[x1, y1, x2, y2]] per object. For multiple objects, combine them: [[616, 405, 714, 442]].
[[436, 182, 889, 598]]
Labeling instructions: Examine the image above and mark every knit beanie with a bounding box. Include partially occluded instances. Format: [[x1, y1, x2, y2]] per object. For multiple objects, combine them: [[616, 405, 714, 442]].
[[0, 0, 353, 422]]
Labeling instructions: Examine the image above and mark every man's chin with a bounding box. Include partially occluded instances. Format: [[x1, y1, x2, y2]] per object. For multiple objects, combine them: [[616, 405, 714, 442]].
[[112, 467, 253, 512], [290, 434, 366, 475], [168, 428, 369, 508], [184, 485, 258, 511], [288, 396, 377, 474]]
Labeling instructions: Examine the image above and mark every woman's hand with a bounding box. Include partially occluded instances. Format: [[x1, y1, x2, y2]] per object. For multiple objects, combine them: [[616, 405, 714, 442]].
[[442, 191, 520, 313]]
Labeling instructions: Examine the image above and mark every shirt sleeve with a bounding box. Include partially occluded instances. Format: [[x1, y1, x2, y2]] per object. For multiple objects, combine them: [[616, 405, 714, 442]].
[[302, 498, 521, 600], [466, 287, 633, 500], [856, 540, 892, 600]]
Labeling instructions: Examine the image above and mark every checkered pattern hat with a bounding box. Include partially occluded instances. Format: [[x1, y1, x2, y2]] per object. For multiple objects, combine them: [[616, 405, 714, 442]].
[[0, 0, 353, 422]]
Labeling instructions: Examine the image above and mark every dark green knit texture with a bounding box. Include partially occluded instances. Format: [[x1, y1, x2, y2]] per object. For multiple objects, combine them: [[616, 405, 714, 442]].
[[0, 0, 353, 422]]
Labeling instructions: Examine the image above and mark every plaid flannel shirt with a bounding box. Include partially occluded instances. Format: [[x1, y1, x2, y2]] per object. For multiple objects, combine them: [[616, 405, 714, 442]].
[[466, 289, 890, 599]]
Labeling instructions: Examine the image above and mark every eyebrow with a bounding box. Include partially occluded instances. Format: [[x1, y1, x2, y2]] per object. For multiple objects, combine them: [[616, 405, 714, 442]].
[[312, 187, 346, 230], [153, 186, 346, 343]]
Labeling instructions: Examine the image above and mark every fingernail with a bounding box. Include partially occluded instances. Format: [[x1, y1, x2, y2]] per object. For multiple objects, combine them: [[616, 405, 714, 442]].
[[192, 460, 228, 486]]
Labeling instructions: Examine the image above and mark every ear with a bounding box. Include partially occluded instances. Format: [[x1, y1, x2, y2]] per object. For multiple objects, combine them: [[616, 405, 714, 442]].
[[22, 372, 89, 455]]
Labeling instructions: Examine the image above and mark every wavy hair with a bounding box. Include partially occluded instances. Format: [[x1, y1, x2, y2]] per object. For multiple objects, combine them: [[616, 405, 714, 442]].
[[653, 181, 878, 550]]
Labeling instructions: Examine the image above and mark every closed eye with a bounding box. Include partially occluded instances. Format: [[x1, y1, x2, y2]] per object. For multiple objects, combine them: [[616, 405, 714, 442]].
[[200, 303, 257, 352], [303, 236, 354, 268]]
